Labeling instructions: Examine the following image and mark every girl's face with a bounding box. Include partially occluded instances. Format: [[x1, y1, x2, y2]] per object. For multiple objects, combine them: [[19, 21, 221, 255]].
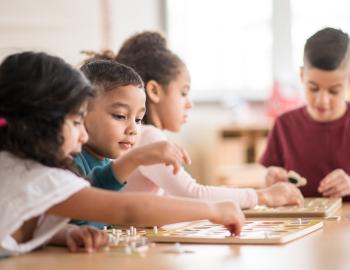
[[62, 103, 89, 159], [154, 65, 193, 132], [301, 65, 349, 122], [84, 85, 146, 159]]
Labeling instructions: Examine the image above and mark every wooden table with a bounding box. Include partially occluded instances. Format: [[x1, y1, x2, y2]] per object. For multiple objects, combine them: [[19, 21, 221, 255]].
[[2, 204, 350, 270]]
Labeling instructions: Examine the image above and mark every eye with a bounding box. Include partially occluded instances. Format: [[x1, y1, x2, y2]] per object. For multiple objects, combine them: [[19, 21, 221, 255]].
[[112, 114, 126, 120], [309, 87, 318, 93], [329, 89, 339, 95], [135, 118, 143, 124], [73, 121, 82, 126]]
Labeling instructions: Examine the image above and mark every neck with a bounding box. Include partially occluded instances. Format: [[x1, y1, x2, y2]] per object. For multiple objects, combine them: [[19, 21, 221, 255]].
[[82, 146, 105, 160], [146, 105, 163, 129]]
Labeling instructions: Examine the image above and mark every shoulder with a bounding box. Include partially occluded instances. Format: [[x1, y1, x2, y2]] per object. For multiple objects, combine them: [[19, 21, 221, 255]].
[[272, 105, 306, 130], [277, 105, 305, 123], [138, 125, 168, 145], [0, 151, 89, 193]]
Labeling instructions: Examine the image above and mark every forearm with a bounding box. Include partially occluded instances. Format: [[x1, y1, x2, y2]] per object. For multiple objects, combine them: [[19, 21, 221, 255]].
[[47, 188, 215, 227], [140, 166, 257, 209], [119, 194, 215, 226]]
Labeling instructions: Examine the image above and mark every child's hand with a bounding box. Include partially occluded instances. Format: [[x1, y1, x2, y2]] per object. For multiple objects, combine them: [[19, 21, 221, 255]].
[[134, 141, 191, 174], [209, 201, 245, 236], [257, 182, 304, 207], [65, 225, 109, 253], [318, 169, 350, 198], [265, 166, 288, 186]]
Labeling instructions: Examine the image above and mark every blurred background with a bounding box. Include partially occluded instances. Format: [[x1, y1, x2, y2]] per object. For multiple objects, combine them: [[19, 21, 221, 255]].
[[1, 0, 350, 187]]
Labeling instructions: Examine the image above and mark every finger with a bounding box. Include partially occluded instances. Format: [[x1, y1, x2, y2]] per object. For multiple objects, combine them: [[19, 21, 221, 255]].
[[334, 186, 350, 198], [323, 181, 349, 197], [319, 170, 343, 189], [177, 145, 191, 165], [277, 169, 288, 181], [319, 176, 344, 193], [93, 230, 108, 249], [86, 227, 102, 250], [66, 235, 79, 252], [81, 228, 94, 253], [170, 159, 181, 174]]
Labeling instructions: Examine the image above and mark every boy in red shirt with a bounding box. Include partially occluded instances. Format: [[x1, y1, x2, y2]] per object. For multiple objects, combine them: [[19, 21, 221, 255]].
[[260, 27, 350, 198]]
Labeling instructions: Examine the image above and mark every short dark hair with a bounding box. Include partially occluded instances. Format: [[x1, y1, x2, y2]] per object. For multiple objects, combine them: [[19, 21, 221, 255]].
[[304, 27, 350, 70], [80, 59, 144, 93], [0, 51, 93, 171]]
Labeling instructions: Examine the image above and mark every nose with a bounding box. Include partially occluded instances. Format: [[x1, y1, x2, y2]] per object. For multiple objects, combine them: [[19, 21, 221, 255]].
[[125, 119, 138, 136], [80, 124, 89, 144], [315, 90, 330, 106], [186, 97, 193, 110]]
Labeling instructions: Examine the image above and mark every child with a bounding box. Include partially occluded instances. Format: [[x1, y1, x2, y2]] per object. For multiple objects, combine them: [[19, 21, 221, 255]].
[[74, 59, 192, 228], [85, 31, 303, 208], [260, 27, 350, 199], [0, 51, 244, 257]]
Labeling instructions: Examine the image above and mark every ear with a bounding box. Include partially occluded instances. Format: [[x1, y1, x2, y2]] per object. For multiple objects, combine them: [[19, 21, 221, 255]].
[[146, 80, 162, 103], [300, 66, 304, 82]]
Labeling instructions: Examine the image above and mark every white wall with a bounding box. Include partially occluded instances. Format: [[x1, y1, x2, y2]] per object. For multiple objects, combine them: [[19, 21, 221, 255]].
[[109, 0, 165, 50], [0, 0, 164, 64]]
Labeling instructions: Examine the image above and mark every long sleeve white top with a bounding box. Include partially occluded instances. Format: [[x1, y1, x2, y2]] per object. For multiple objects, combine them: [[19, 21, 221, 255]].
[[123, 125, 258, 209]]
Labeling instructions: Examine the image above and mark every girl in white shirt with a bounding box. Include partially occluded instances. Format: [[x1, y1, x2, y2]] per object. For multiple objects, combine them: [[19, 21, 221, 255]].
[[0, 51, 244, 257], [88, 31, 304, 209]]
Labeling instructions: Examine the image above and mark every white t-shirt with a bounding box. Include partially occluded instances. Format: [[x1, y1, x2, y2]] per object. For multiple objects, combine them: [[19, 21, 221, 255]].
[[0, 151, 90, 257], [123, 125, 258, 209]]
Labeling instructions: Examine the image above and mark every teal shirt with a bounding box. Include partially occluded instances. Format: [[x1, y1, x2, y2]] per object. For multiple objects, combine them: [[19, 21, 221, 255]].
[[73, 151, 126, 229]]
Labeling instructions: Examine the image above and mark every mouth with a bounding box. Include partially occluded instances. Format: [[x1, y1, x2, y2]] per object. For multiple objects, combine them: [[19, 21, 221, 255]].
[[316, 107, 327, 114], [118, 141, 134, 150]]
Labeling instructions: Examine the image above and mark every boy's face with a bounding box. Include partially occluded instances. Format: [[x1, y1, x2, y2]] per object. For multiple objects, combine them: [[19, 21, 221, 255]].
[[62, 103, 89, 159], [301, 65, 349, 122], [84, 85, 146, 159], [157, 65, 193, 132]]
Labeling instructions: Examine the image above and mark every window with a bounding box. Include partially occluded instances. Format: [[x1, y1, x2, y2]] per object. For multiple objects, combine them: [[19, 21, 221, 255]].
[[166, 0, 273, 101], [291, 0, 350, 70]]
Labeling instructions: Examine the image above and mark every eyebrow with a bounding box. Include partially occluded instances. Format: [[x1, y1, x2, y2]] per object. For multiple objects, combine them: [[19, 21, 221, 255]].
[[308, 81, 343, 88], [109, 102, 146, 113], [76, 111, 87, 118]]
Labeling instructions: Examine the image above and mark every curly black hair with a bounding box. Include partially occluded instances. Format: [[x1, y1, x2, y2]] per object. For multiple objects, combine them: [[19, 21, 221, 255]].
[[0, 51, 94, 172]]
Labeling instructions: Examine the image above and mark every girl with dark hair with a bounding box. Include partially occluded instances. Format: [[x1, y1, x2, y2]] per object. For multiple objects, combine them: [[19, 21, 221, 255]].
[[0, 52, 244, 257], [84, 31, 304, 209]]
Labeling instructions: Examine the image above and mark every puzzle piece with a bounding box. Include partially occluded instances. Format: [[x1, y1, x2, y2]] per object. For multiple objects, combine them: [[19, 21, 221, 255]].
[[288, 170, 307, 187]]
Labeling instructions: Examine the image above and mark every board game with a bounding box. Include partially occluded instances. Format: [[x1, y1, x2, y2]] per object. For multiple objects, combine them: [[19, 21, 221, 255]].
[[146, 219, 323, 244], [108, 219, 323, 245], [243, 198, 342, 218]]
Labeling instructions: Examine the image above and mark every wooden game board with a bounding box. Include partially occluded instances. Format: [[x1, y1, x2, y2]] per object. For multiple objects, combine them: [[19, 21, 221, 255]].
[[144, 219, 323, 245], [243, 198, 342, 218]]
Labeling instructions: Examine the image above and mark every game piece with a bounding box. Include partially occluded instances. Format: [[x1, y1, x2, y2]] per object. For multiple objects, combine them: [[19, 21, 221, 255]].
[[243, 198, 342, 218], [326, 216, 341, 221], [288, 170, 307, 187], [153, 226, 158, 234], [146, 219, 323, 245]]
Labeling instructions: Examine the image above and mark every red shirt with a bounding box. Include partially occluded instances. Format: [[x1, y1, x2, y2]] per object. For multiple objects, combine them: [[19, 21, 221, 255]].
[[260, 103, 350, 198]]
